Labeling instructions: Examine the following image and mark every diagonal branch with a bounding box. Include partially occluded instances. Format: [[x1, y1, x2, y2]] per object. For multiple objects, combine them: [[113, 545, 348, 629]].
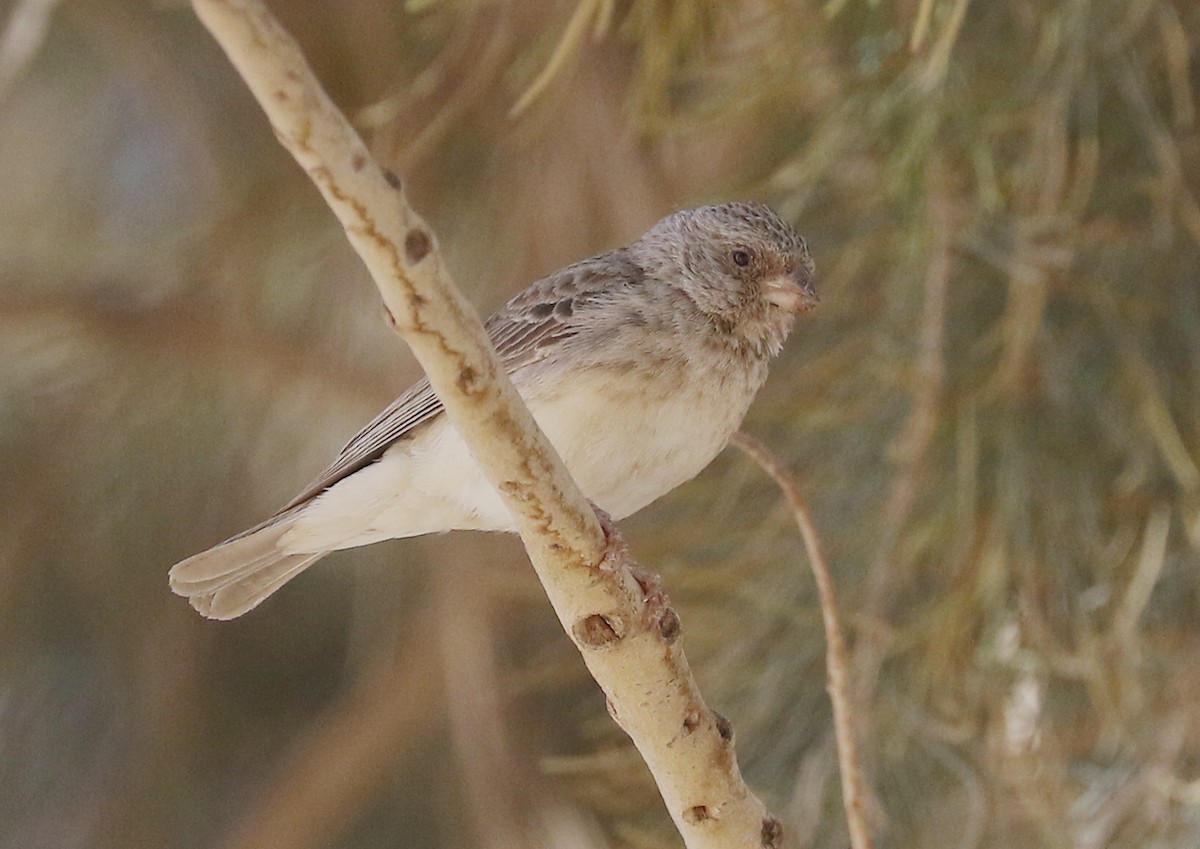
[[188, 1, 779, 846]]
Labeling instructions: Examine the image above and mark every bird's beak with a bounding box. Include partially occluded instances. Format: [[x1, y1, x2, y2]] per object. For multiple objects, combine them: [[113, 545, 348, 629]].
[[762, 268, 819, 314]]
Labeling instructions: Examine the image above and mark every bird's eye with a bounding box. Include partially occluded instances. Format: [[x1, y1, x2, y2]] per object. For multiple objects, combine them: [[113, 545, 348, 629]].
[[732, 249, 752, 268]]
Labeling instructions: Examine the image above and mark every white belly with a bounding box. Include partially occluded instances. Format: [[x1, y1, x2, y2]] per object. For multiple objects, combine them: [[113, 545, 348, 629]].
[[282, 364, 758, 553], [531, 370, 752, 520]]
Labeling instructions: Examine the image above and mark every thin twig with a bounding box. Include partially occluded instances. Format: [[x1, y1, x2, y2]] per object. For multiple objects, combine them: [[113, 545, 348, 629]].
[[919, 0, 972, 89], [509, 0, 608, 117], [730, 431, 875, 849]]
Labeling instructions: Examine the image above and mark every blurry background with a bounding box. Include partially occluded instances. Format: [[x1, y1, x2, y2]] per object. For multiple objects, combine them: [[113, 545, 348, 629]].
[[2, 0, 1200, 847]]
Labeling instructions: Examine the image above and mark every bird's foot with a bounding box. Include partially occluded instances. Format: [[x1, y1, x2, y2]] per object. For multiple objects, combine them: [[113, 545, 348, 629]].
[[592, 503, 678, 641]]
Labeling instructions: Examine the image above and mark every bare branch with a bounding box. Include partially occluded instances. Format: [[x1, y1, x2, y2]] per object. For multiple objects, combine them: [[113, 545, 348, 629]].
[[188, 1, 778, 846], [731, 431, 875, 849]]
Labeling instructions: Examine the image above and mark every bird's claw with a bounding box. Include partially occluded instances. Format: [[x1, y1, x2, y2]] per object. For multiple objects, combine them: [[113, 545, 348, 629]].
[[590, 503, 677, 639]]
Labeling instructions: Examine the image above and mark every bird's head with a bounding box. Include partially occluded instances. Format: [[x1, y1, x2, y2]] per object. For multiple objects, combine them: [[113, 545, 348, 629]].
[[630, 202, 818, 356]]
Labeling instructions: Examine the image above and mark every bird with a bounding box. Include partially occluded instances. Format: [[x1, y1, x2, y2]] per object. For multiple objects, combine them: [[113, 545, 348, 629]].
[[169, 202, 818, 619]]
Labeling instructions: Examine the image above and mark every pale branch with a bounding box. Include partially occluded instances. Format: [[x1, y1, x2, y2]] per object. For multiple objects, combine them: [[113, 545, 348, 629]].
[[188, 1, 779, 846], [730, 431, 875, 849]]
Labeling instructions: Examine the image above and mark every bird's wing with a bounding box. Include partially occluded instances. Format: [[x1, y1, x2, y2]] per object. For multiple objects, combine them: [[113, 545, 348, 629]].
[[276, 252, 640, 513]]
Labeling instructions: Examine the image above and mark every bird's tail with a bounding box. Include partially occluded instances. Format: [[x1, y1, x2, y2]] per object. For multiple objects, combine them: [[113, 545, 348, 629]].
[[169, 514, 327, 620]]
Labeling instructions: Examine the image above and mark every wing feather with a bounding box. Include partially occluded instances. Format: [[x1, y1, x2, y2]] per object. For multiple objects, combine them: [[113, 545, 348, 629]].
[[276, 251, 642, 514]]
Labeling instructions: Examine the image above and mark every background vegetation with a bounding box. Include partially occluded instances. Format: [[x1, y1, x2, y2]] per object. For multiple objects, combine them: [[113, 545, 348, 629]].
[[2, 1, 1199, 847]]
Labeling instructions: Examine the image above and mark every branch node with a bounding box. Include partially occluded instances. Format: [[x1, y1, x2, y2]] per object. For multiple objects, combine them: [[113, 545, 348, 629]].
[[682, 804, 715, 825]]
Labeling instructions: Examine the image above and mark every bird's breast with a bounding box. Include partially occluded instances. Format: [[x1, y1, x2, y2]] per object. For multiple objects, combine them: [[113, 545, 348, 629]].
[[526, 357, 764, 520]]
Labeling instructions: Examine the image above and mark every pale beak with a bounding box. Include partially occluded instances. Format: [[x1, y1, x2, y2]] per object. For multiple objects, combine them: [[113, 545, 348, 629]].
[[762, 268, 819, 314]]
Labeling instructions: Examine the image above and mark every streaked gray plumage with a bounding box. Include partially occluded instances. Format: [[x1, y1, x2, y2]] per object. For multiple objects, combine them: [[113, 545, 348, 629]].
[[169, 202, 818, 619]]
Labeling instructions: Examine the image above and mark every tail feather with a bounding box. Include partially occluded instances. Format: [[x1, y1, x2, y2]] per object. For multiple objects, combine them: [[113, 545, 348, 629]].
[[186, 553, 325, 620], [169, 515, 328, 620]]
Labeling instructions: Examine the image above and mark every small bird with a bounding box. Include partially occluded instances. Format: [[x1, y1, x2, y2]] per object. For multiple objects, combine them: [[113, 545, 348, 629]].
[[170, 202, 817, 619]]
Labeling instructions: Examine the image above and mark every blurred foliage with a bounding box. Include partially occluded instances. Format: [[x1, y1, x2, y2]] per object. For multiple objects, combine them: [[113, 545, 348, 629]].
[[1, 0, 1199, 848]]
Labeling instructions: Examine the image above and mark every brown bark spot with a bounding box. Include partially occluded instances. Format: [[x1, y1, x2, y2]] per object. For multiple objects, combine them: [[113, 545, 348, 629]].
[[352, 153, 367, 171], [405, 228, 431, 264], [573, 614, 623, 648], [383, 169, 402, 189], [682, 806, 712, 825], [713, 710, 734, 742], [682, 710, 702, 735], [605, 697, 620, 723], [658, 607, 681, 643], [761, 817, 783, 848], [457, 365, 480, 395]]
